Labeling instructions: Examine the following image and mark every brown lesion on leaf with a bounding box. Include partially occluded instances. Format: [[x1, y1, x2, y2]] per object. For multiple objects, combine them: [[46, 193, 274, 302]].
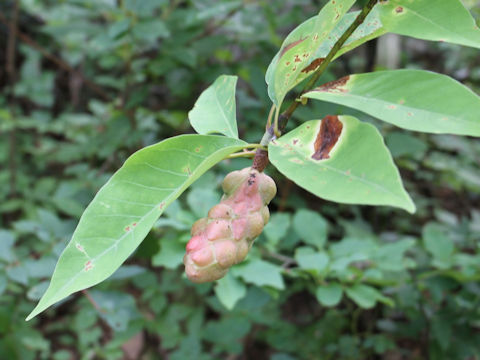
[[395, 6, 403, 13], [279, 38, 307, 58], [314, 75, 350, 93], [311, 115, 343, 161], [301, 57, 325, 74]]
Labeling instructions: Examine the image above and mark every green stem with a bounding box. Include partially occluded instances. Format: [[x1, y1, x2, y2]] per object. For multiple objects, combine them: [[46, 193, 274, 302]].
[[266, 103, 276, 128]]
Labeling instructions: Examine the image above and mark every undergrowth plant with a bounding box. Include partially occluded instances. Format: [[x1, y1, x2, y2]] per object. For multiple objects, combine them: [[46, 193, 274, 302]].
[[27, 0, 480, 321]]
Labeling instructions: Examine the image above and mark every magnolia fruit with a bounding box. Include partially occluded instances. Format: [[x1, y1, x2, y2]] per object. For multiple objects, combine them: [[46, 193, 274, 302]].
[[183, 167, 276, 283]]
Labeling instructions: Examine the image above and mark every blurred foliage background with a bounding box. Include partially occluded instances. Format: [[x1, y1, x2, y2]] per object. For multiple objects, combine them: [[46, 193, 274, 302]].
[[1, 0, 480, 359]]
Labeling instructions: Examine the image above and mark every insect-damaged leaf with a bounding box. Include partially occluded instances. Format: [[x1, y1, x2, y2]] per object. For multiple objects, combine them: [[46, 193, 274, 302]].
[[269, 116, 415, 213], [266, 0, 480, 104], [265, 0, 356, 107], [188, 75, 239, 139], [378, 0, 480, 49], [303, 70, 480, 136], [26, 135, 248, 321]]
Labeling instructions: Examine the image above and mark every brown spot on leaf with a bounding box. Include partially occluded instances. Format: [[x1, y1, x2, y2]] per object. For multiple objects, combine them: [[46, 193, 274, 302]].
[[84, 260, 94, 272], [395, 6, 403, 13], [315, 76, 350, 92], [312, 115, 343, 160], [294, 55, 302, 63], [280, 38, 306, 58], [301, 58, 325, 73]]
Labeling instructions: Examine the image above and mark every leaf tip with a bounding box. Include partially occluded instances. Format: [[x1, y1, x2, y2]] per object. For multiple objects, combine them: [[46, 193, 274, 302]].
[[403, 197, 416, 214], [25, 308, 38, 322]]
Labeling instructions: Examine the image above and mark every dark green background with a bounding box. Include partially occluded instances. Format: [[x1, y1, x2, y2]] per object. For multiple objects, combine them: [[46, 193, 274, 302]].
[[1, 1, 480, 359]]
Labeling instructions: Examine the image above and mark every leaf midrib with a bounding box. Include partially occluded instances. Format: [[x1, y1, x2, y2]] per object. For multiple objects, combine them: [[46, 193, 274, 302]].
[[308, 92, 477, 129], [214, 83, 236, 138]]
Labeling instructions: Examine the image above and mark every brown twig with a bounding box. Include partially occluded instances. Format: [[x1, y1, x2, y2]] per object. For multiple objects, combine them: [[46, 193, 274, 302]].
[[82, 290, 106, 314], [0, 12, 111, 101], [252, 0, 379, 170], [190, 3, 243, 43]]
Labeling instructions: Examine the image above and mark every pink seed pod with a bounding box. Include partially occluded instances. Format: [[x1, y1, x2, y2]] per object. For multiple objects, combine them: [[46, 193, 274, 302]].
[[184, 167, 277, 283]]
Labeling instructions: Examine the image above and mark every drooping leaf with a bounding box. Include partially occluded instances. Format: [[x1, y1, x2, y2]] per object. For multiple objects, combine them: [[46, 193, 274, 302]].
[[268, 116, 415, 212], [266, 0, 356, 107], [378, 0, 480, 49], [303, 70, 480, 136], [188, 75, 239, 138], [26, 135, 248, 320]]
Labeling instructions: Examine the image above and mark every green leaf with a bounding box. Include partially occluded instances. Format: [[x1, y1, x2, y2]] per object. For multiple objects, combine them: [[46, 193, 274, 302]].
[[294, 247, 329, 274], [265, 8, 384, 106], [281, 0, 480, 81], [0, 230, 16, 263], [374, 239, 415, 272], [263, 213, 291, 246], [316, 282, 343, 307], [214, 272, 247, 310], [303, 70, 480, 136], [292, 209, 328, 249], [186, 187, 220, 218], [152, 237, 186, 269], [266, 0, 356, 107], [188, 75, 239, 138], [345, 284, 393, 309], [378, 0, 480, 49], [269, 116, 415, 213], [26, 135, 247, 321], [331, 8, 385, 59], [233, 259, 285, 290], [301, 8, 386, 68], [88, 291, 140, 332], [423, 223, 454, 269]]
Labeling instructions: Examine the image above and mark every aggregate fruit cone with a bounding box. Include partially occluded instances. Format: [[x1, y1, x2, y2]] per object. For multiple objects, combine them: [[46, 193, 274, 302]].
[[184, 167, 276, 283]]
